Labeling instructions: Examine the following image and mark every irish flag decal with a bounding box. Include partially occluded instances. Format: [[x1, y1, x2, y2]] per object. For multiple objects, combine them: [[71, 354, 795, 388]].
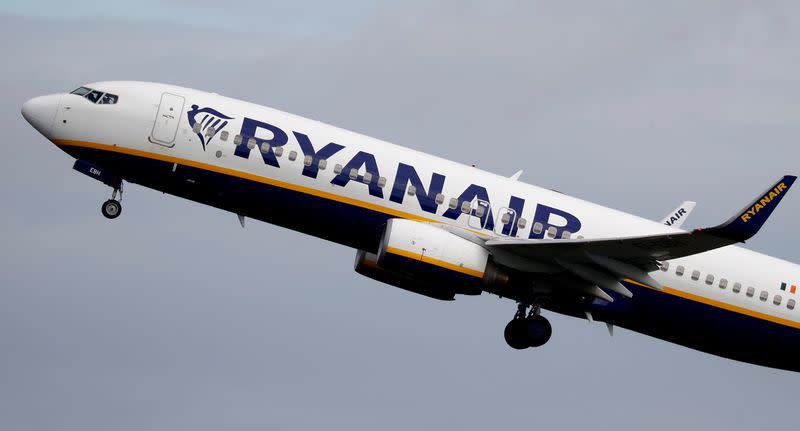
[[780, 282, 797, 294]]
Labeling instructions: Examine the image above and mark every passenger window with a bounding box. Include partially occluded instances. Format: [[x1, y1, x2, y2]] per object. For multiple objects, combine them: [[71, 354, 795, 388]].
[[407, 185, 416, 196], [435, 193, 445, 204], [577, 235, 584, 239], [660, 261, 669, 272], [449, 198, 459, 210], [98, 93, 118, 104], [759, 291, 769, 302], [732, 282, 742, 293], [691, 270, 700, 281], [546, 227, 557, 238], [288, 150, 297, 161], [348, 168, 358, 180], [274, 147, 283, 157], [363, 172, 373, 184], [334, 164, 342, 174], [461, 201, 471, 214], [303, 155, 313, 166], [774, 295, 782, 306], [260, 143, 270, 153], [247, 138, 257, 150], [233, 134, 242, 145], [220, 131, 229, 141], [518, 218, 527, 230], [561, 231, 571, 239], [318, 159, 327, 170], [206, 127, 216, 138], [705, 274, 714, 285], [533, 222, 543, 235], [719, 278, 728, 289], [746, 287, 755, 297], [676, 266, 685, 276], [788, 299, 796, 310], [500, 211, 511, 224], [194, 123, 203, 134], [377, 177, 386, 187], [475, 206, 485, 217], [85, 90, 103, 103]]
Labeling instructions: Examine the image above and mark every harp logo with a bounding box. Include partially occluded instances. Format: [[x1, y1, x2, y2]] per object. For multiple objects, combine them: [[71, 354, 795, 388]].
[[187, 105, 234, 150]]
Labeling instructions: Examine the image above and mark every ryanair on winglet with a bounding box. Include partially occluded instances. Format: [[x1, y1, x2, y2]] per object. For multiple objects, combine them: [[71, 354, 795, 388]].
[[741, 182, 789, 223], [708, 175, 798, 243]]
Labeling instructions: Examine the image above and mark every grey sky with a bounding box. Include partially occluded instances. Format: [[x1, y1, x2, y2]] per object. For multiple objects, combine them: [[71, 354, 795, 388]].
[[2, 2, 799, 430]]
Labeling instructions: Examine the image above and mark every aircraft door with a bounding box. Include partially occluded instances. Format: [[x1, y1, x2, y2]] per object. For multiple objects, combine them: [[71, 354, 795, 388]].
[[149, 92, 185, 147]]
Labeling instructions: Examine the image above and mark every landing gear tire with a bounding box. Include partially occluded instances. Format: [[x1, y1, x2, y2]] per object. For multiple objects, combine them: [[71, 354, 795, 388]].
[[101, 199, 122, 219], [504, 319, 530, 350], [524, 314, 552, 348], [504, 304, 552, 349]]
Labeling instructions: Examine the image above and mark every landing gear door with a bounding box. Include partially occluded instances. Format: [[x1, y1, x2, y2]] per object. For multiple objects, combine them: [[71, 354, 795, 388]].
[[149, 93, 185, 147]]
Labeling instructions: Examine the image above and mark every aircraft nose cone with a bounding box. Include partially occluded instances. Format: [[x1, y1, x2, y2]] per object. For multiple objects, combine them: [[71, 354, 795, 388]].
[[21, 94, 61, 137]]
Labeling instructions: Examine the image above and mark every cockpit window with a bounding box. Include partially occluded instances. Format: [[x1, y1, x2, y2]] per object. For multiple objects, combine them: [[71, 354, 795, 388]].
[[85, 90, 103, 103], [70, 87, 93, 96], [71, 86, 119, 105], [98, 93, 118, 104]]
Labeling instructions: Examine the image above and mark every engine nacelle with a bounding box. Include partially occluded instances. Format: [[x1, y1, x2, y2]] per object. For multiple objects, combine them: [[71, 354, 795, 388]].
[[377, 219, 490, 295], [355, 219, 524, 300], [354, 250, 461, 300]]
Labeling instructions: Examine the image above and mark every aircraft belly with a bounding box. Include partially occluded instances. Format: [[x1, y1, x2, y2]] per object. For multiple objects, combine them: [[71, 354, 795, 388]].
[[611, 282, 800, 371]]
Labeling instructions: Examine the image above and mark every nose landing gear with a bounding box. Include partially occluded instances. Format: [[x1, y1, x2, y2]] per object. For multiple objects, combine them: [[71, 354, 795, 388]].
[[504, 303, 552, 350], [101, 184, 123, 219]]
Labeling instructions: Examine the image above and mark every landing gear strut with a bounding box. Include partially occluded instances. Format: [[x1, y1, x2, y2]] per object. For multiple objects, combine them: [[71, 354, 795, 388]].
[[101, 184, 123, 219], [504, 303, 552, 350]]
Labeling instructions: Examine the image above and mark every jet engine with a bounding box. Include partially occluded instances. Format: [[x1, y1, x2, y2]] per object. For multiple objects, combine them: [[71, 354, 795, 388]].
[[354, 219, 521, 300]]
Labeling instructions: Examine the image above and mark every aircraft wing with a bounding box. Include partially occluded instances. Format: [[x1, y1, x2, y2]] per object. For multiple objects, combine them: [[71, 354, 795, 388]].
[[486, 176, 796, 296]]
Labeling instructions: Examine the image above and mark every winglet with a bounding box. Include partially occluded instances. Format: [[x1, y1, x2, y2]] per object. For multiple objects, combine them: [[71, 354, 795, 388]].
[[661, 201, 696, 228], [706, 175, 796, 242]]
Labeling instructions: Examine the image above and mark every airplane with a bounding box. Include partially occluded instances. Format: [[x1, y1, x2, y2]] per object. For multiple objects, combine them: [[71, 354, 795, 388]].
[[20, 81, 800, 371]]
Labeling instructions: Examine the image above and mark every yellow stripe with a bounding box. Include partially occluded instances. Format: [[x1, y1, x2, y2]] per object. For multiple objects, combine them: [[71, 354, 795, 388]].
[[386, 246, 484, 278], [55, 139, 437, 224], [624, 278, 800, 330], [55, 140, 800, 329]]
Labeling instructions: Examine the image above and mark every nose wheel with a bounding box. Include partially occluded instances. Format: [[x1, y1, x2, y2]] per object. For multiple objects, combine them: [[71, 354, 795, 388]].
[[101, 185, 123, 220], [504, 303, 552, 350]]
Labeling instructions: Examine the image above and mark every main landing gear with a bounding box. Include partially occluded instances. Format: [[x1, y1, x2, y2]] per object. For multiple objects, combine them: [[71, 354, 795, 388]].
[[101, 184, 123, 219], [504, 303, 552, 350]]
